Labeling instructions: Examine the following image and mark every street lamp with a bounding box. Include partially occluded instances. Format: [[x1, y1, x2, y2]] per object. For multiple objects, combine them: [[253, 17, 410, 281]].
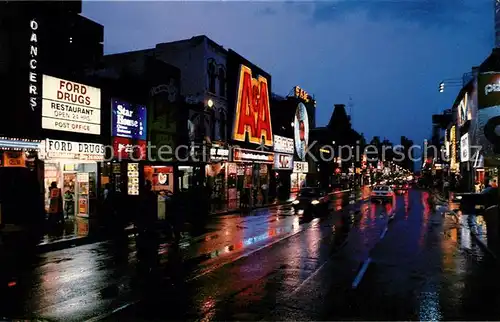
[[207, 99, 214, 108]]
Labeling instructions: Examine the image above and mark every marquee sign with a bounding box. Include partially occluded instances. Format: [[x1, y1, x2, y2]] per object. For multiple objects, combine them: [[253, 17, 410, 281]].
[[232, 148, 274, 164], [210, 147, 229, 161], [232, 65, 273, 147]]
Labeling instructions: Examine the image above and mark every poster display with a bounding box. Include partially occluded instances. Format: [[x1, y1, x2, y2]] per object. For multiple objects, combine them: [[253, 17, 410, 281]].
[[477, 72, 500, 157], [127, 163, 139, 195]]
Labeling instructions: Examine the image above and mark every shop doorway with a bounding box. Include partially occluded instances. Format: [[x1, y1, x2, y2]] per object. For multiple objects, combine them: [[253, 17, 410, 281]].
[[63, 172, 76, 217], [43, 161, 97, 218]]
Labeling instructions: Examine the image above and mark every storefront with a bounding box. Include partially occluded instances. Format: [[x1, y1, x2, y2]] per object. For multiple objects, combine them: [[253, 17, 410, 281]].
[[39, 138, 104, 218], [232, 147, 273, 205], [273, 135, 294, 200], [291, 161, 308, 193], [206, 145, 230, 208], [0, 138, 43, 228]]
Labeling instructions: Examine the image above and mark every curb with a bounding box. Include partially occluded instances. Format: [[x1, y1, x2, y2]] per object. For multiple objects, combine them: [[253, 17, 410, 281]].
[[34, 226, 137, 254], [448, 210, 497, 260]]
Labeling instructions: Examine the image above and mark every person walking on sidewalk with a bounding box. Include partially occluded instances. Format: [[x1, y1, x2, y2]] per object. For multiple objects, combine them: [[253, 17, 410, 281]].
[[261, 182, 269, 205], [137, 180, 157, 234]]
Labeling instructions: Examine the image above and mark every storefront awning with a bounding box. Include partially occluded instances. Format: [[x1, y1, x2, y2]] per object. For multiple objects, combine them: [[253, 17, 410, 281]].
[[0, 137, 40, 151]]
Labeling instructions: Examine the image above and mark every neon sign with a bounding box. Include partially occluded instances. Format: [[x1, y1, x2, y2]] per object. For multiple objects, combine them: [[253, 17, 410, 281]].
[[294, 86, 310, 103], [233, 65, 273, 146], [29, 19, 39, 111]]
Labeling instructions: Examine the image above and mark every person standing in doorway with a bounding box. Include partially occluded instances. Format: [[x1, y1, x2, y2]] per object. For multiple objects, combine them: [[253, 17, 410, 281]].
[[261, 182, 269, 205], [48, 182, 64, 224]]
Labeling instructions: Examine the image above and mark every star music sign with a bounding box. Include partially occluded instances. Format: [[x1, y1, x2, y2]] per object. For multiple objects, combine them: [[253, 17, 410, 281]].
[[232, 65, 273, 148]]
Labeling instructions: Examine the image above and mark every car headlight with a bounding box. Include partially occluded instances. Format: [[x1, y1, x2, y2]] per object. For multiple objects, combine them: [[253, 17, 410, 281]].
[[311, 200, 320, 205], [292, 200, 300, 205]]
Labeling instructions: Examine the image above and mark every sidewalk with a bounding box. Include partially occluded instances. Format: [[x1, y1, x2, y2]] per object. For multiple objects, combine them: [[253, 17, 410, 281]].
[[448, 204, 500, 260]]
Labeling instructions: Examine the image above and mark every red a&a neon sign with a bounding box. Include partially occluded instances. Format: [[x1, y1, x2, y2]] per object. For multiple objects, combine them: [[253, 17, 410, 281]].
[[232, 65, 273, 146]]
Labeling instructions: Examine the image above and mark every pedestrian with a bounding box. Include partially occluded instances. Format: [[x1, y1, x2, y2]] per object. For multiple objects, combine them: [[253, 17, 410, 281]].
[[252, 187, 258, 207], [48, 182, 64, 224], [261, 182, 269, 205], [137, 180, 157, 234], [168, 190, 185, 244], [63, 188, 74, 218]]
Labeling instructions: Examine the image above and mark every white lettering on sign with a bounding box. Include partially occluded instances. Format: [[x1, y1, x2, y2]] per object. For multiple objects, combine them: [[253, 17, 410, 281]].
[[44, 139, 104, 161], [274, 153, 294, 170], [273, 135, 294, 154], [485, 82, 500, 96], [29, 19, 39, 111], [233, 149, 274, 164], [42, 75, 101, 135], [117, 104, 138, 127], [460, 133, 470, 162], [210, 148, 229, 161], [293, 161, 308, 173]]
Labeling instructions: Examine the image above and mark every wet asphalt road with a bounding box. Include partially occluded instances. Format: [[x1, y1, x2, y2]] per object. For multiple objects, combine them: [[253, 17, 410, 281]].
[[2, 187, 500, 321]]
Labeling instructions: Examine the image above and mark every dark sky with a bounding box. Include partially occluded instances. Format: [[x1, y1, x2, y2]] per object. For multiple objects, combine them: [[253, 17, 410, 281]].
[[83, 0, 493, 146]]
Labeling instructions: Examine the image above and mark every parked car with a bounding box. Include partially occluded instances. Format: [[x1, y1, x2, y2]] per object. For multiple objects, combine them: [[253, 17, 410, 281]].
[[292, 187, 329, 217], [454, 187, 498, 215], [370, 185, 395, 203]]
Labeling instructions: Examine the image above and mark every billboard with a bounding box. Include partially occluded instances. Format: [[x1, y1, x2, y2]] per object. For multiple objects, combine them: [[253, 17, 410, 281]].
[[232, 64, 273, 147], [460, 133, 470, 162], [457, 92, 472, 127], [294, 102, 309, 160], [477, 72, 500, 157], [273, 153, 293, 170], [111, 99, 147, 140], [42, 75, 101, 135], [273, 135, 294, 154]]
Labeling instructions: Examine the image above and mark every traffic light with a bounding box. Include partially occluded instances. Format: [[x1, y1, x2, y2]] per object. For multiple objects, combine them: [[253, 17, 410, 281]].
[[439, 82, 444, 93]]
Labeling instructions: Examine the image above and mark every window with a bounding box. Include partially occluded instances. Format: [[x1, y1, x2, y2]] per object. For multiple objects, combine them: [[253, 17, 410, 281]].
[[218, 67, 226, 97], [207, 59, 216, 94]]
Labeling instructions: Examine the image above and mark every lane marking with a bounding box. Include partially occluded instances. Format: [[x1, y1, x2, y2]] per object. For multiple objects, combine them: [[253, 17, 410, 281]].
[[380, 227, 388, 239], [352, 257, 371, 289], [85, 301, 138, 322], [290, 260, 329, 295], [88, 198, 367, 320]]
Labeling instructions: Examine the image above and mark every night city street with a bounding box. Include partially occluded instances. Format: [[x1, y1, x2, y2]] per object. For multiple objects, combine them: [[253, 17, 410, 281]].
[[0, 188, 497, 321], [4, 1, 500, 321]]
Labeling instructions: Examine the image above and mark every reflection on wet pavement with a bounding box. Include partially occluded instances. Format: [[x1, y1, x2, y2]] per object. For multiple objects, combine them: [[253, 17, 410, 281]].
[[0, 190, 363, 321], [9, 188, 500, 322]]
